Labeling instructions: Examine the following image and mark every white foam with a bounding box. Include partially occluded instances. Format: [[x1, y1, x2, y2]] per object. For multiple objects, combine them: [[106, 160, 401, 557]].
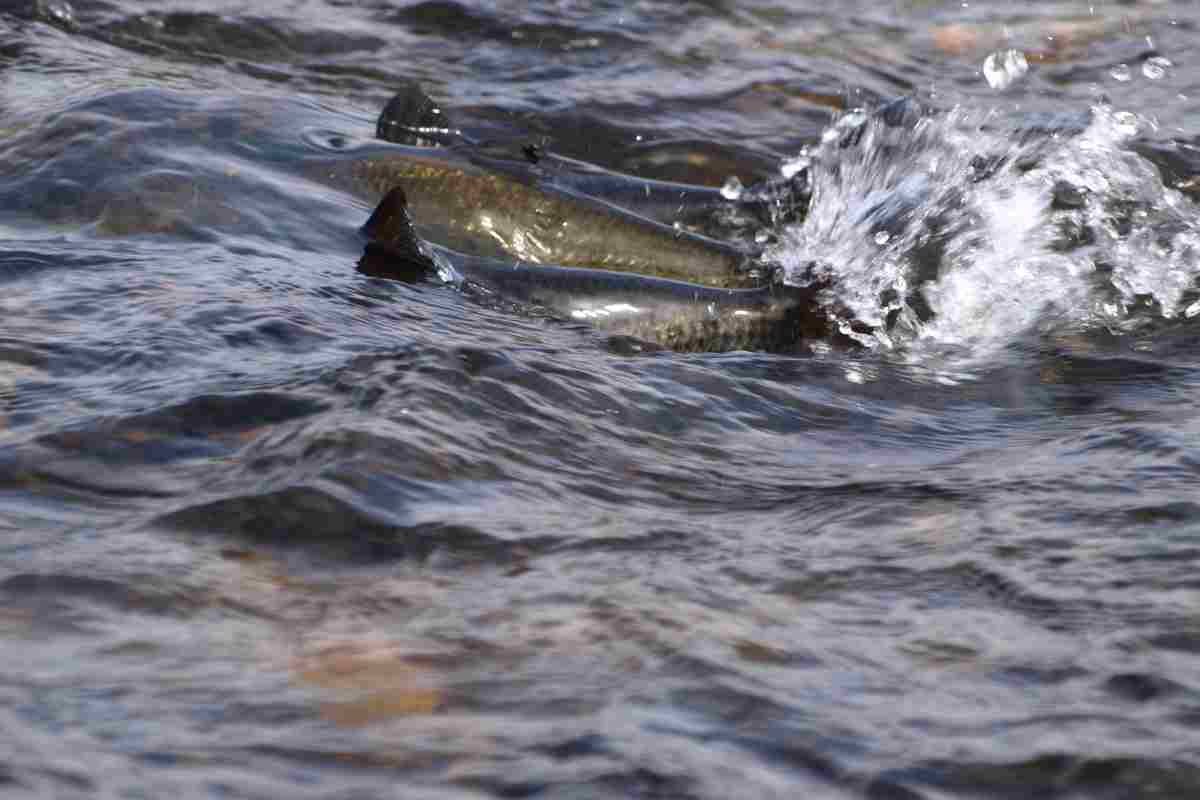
[[767, 102, 1200, 366]]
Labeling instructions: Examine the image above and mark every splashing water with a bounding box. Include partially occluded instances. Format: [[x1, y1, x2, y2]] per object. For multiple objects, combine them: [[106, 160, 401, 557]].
[[767, 100, 1200, 362], [982, 49, 1029, 90], [1143, 56, 1172, 80]]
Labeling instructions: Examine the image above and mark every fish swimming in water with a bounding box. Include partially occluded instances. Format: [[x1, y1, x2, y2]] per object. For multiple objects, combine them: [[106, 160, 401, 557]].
[[311, 83, 806, 289], [372, 80, 808, 232], [348, 83, 830, 351], [325, 143, 763, 287], [359, 186, 831, 353], [351, 87, 1027, 353]]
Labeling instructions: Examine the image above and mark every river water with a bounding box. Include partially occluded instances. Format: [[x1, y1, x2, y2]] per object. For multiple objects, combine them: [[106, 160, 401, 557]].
[[3, 1, 1200, 797]]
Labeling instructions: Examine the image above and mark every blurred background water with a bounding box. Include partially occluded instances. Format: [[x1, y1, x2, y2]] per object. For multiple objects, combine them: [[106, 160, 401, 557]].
[[2, 1, 1200, 797]]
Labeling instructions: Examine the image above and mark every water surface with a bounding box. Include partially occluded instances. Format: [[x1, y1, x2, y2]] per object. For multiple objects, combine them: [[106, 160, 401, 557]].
[[2, 1, 1200, 798]]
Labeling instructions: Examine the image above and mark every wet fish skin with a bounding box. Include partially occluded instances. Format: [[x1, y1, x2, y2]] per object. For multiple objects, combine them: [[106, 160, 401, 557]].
[[352, 83, 821, 348], [469, 145, 810, 242], [373, 82, 808, 243], [360, 187, 827, 353], [311, 140, 762, 288], [450, 255, 825, 353]]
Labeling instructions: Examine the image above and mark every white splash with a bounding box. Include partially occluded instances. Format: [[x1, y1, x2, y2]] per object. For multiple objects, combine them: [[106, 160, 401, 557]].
[[982, 49, 1029, 90], [766, 101, 1200, 365]]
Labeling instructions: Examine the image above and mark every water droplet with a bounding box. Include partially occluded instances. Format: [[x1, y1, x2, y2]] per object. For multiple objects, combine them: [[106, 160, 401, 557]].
[[1143, 56, 1172, 80], [720, 176, 744, 201], [1112, 111, 1140, 137], [982, 49, 1028, 90], [1110, 63, 1132, 82], [754, 229, 770, 245], [841, 109, 868, 127], [37, 0, 75, 26], [781, 155, 810, 179], [822, 110, 869, 144], [672, 221, 684, 238], [874, 231, 891, 245], [1186, 299, 1200, 318]]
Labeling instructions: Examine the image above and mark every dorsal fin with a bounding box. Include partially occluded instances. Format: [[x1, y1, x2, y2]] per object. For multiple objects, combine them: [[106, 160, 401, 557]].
[[359, 187, 438, 279], [376, 82, 458, 146]]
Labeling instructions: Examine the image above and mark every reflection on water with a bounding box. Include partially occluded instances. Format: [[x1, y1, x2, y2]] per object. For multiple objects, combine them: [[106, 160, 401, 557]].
[[2, 1, 1200, 798]]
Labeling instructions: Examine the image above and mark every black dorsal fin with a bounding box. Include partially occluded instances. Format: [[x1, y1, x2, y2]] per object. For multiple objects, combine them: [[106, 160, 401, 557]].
[[376, 82, 458, 146], [359, 187, 439, 279]]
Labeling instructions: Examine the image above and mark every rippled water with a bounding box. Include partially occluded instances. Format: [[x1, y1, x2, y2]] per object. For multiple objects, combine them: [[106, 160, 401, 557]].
[[3, 1, 1200, 797]]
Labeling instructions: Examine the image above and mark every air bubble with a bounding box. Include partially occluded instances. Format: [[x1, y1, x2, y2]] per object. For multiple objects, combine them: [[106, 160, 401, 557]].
[[1143, 56, 1172, 80], [720, 176, 744, 201], [1110, 63, 1132, 82], [982, 49, 1028, 90]]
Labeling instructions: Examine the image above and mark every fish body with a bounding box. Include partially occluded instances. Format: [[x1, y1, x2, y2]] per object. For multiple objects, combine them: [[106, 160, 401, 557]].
[[349, 83, 825, 350], [444, 253, 823, 353], [314, 142, 763, 287], [360, 187, 826, 352]]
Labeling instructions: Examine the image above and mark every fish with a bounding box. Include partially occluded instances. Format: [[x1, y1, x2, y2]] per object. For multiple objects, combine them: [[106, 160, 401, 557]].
[[359, 186, 830, 353], [309, 82, 807, 289], [313, 141, 769, 288], [372, 80, 805, 229]]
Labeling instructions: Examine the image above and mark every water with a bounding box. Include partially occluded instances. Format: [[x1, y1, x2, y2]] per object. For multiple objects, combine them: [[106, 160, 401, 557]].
[[2, 1, 1200, 797], [768, 101, 1200, 363]]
